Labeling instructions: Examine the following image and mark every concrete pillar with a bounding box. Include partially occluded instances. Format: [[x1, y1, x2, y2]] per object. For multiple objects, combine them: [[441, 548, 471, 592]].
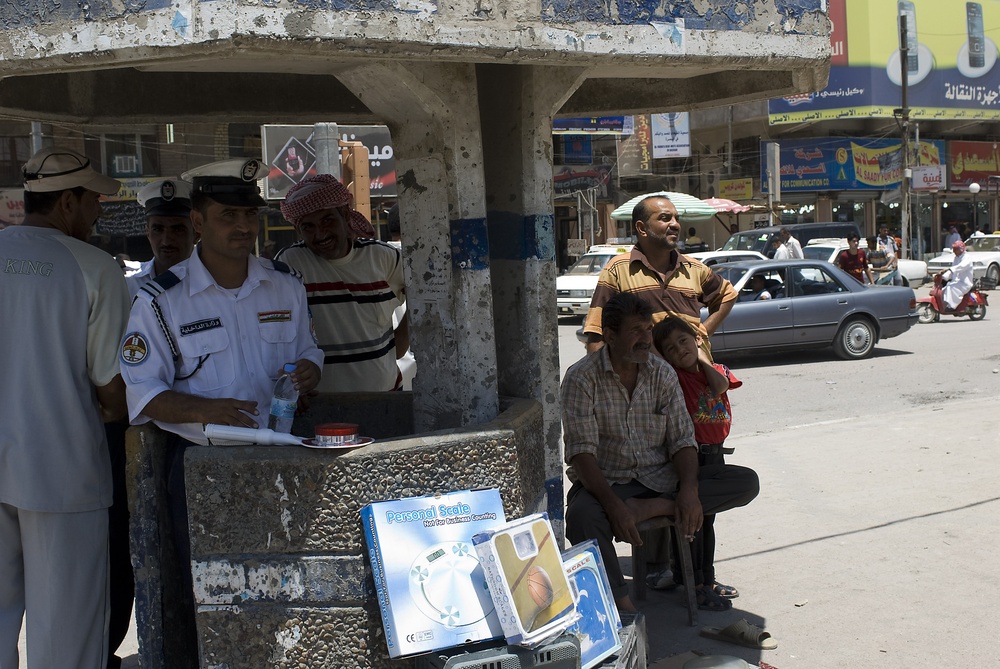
[[476, 64, 587, 531], [335, 62, 499, 432]]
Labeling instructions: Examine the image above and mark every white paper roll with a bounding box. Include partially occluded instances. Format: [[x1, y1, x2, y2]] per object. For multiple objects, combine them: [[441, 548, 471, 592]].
[[203, 424, 305, 446]]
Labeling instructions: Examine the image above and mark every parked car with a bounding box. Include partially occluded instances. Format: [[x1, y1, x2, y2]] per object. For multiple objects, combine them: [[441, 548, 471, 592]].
[[720, 222, 862, 258], [686, 250, 768, 266], [703, 259, 917, 360], [926, 233, 1000, 284], [802, 238, 928, 287], [556, 243, 633, 317]]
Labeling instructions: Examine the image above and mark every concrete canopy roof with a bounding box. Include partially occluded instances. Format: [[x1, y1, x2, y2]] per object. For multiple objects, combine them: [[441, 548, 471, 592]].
[[0, 0, 831, 124]]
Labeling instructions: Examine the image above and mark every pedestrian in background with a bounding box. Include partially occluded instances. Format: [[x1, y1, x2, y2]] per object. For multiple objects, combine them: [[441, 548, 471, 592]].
[[837, 232, 875, 284]]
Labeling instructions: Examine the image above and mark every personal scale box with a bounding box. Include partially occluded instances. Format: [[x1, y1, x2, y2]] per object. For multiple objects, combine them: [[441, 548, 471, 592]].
[[562, 540, 622, 669], [472, 513, 578, 647], [361, 488, 507, 658]]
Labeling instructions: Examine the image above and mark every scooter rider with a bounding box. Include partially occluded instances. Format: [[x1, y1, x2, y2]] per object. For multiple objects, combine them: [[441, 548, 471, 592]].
[[937, 240, 974, 310]]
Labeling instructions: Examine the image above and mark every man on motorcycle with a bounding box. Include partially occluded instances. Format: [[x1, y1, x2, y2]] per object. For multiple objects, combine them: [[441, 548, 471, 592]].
[[938, 240, 974, 310]]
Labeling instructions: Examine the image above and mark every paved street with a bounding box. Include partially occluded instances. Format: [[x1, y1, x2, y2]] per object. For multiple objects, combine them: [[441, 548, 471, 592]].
[[559, 282, 1000, 668], [18, 285, 998, 668]]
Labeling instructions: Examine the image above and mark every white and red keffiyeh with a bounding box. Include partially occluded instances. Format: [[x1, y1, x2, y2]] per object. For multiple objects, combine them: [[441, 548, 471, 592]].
[[348, 210, 376, 238], [281, 174, 353, 224]]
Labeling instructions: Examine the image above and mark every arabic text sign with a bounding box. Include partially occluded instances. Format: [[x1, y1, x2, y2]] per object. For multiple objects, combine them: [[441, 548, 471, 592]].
[[760, 137, 946, 192], [769, 0, 1000, 123], [719, 178, 753, 200], [0, 189, 24, 227], [650, 113, 690, 158], [617, 115, 653, 176], [261, 124, 397, 200], [949, 140, 1000, 187]]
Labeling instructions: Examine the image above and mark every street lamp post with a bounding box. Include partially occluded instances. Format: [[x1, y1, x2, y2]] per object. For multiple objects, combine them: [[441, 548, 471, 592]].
[[970, 182, 981, 233]]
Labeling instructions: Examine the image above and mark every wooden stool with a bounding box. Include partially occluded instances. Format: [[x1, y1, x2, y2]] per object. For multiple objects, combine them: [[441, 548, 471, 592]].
[[631, 517, 698, 626]]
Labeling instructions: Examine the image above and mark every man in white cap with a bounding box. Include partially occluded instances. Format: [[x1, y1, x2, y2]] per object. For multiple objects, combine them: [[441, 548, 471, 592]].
[[119, 158, 323, 652], [276, 174, 408, 392], [0, 147, 129, 668], [126, 178, 196, 298]]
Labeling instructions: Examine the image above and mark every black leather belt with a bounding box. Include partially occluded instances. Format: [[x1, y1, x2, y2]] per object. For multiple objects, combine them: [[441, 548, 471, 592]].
[[698, 443, 735, 455]]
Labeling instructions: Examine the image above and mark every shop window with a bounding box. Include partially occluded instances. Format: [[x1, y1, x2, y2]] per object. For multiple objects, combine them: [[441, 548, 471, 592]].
[[84, 133, 160, 178], [0, 136, 31, 186]]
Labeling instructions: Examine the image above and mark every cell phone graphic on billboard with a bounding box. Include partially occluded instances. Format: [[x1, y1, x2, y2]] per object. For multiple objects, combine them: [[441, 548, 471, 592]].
[[967, 2, 985, 68], [898, 1, 918, 73]]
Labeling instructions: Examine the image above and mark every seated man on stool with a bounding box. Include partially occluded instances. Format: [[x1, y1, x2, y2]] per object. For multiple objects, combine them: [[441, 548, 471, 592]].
[[562, 292, 759, 614]]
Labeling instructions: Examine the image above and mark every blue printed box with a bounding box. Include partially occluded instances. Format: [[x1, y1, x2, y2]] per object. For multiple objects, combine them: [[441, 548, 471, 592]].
[[361, 489, 507, 658], [563, 540, 622, 669]]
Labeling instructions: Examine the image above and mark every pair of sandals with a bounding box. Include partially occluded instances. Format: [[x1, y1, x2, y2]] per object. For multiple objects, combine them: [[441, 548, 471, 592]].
[[696, 581, 739, 611]]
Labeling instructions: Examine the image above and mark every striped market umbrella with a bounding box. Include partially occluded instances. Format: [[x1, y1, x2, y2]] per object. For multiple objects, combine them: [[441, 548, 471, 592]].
[[701, 197, 752, 214], [610, 191, 718, 222]]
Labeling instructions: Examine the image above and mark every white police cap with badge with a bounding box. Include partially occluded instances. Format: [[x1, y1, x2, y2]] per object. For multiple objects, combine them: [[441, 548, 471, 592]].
[[181, 158, 266, 207], [136, 178, 193, 217]]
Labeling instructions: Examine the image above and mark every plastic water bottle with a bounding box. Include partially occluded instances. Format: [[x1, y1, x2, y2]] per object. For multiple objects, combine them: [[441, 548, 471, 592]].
[[267, 363, 299, 434]]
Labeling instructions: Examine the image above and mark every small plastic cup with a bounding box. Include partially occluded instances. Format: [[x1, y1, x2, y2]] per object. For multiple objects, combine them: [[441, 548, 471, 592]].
[[314, 423, 359, 447]]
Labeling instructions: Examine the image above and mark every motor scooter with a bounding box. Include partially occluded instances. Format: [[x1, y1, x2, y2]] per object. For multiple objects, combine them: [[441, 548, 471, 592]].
[[915, 274, 989, 323]]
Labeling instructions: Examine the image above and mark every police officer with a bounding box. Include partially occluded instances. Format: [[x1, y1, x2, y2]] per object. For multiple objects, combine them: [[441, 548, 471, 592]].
[[119, 158, 323, 656], [126, 178, 196, 298]]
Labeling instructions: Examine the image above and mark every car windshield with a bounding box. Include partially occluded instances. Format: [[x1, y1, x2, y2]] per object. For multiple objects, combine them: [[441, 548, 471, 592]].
[[710, 265, 750, 285], [803, 246, 834, 261], [722, 231, 772, 254], [966, 236, 1000, 252], [564, 254, 615, 275]]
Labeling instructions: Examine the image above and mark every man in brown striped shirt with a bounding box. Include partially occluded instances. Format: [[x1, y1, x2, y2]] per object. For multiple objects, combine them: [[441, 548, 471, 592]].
[[581, 195, 739, 597], [583, 196, 737, 356]]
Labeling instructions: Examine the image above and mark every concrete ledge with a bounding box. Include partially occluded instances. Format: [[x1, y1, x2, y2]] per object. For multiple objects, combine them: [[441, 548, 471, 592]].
[[128, 396, 545, 668]]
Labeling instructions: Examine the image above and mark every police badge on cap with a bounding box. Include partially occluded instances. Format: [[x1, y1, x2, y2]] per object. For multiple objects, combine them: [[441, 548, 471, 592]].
[[136, 179, 193, 218], [182, 158, 267, 207]]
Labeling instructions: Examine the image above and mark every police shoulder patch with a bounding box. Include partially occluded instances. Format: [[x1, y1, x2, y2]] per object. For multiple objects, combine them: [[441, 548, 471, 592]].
[[121, 332, 149, 365]]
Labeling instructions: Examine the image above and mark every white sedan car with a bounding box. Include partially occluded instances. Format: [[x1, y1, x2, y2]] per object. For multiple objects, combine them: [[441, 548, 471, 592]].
[[926, 234, 1000, 284], [803, 238, 928, 287], [686, 250, 768, 266]]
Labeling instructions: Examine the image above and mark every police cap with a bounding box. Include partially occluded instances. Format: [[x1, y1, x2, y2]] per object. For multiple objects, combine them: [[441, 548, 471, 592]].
[[136, 179, 193, 217], [181, 158, 266, 207]]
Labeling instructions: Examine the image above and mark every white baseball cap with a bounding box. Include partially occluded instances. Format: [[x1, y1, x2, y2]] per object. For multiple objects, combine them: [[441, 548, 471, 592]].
[[22, 147, 121, 195]]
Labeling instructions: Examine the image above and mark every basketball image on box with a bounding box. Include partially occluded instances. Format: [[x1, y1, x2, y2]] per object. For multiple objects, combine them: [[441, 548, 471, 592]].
[[473, 513, 577, 646]]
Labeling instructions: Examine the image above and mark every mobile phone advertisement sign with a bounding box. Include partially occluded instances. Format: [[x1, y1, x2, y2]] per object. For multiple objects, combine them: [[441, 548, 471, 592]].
[[768, 0, 1000, 123]]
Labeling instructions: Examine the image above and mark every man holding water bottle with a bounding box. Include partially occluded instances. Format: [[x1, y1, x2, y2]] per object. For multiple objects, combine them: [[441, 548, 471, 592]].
[[118, 158, 323, 654]]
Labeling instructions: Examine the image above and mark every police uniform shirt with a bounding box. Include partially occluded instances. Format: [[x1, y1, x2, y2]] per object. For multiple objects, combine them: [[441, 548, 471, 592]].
[[120, 247, 323, 444], [125, 258, 156, 300]]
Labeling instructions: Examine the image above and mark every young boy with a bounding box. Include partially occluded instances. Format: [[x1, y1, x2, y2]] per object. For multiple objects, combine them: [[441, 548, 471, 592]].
[[652, 316, 742, 612]]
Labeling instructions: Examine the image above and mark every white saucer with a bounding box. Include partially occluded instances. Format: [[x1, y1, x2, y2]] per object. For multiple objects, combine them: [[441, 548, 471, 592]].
[[299, 436, 375, 449], [886, 43, 934, 86]]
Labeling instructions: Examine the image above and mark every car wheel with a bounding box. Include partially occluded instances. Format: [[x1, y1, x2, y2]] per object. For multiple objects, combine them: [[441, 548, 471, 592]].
[[969, 305, 987, 321], [834, 317, 876, 360], [916, 303, 937, 324], [987, 264, 1000, 285]]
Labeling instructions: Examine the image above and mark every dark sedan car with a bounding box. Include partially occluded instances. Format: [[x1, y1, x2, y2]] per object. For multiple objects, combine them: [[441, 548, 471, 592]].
[[705, 259, 918, 359]]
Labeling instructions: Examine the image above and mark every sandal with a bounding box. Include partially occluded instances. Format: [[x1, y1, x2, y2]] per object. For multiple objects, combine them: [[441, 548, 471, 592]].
[[700, 618, 777, 650], [712, 581, 739, 599], [695, 585, 732, 612]]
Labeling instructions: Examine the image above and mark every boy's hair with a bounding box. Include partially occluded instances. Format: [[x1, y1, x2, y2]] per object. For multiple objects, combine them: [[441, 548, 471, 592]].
[[602, 292, 652, 334], [652, 316, 697, 354]]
